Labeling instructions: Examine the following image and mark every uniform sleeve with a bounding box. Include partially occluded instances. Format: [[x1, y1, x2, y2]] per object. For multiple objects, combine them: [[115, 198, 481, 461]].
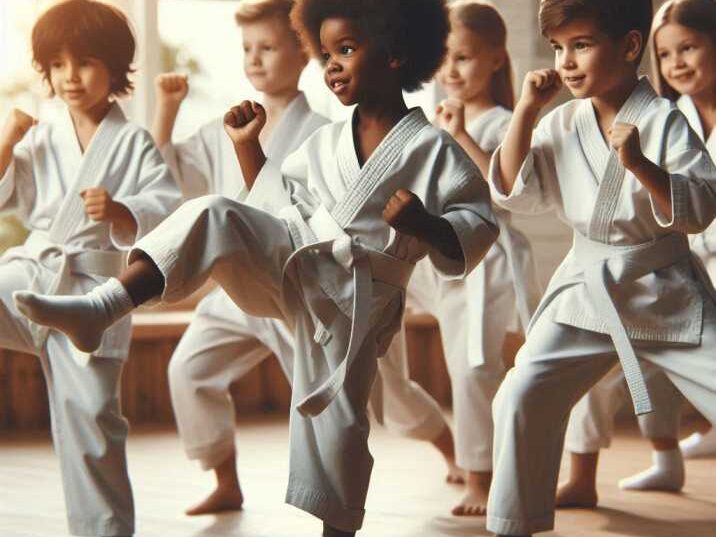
[[649, 111, 716, 233], [0, 132, 36, 222], [430, 165, 499, 280], [488, 114, 560, 215], [161, 123, 216, 201], [111, 132, 182, 247]]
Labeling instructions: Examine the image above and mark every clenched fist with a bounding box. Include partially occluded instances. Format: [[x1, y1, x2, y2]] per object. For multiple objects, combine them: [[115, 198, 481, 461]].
[[81, 188, 123, 223], [609, 122, 645, 171], [224, 101, 267, 146], [382, 189, 429, 237], [519, 69, 562, 113], [435, 98, 466, 138], [155, 73, 189, 108], [1, 109, 37, 148]]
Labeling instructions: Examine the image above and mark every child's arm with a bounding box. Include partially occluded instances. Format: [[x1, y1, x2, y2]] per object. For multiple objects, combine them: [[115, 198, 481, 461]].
[[383, 189, 464, 262], [609, 122, 672, 221], [0, 109, 36, 179], [435, 99, 491, 177], [151, 73, 189, 148], [82, 187, 137, 239], [499, 69, 562, 195], [223, 101, 267, 191]]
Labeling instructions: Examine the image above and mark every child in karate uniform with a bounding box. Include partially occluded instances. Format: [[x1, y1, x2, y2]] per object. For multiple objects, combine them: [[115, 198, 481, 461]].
[[16, 1, 499, 535], [0, 1, 180, 535], [558, 0, 716, 508], [425, 0, 542, 516], [154, 0, 458, 517], [483, 0, 716, 535]]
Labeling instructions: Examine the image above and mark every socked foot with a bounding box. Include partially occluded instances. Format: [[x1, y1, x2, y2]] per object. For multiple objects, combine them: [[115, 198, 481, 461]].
[[618, 449, 684, 492], [555, 480, 598, 509], [185, 486, 244, 516], [680, 429, 716, 459], [451, 471, 490, 516]]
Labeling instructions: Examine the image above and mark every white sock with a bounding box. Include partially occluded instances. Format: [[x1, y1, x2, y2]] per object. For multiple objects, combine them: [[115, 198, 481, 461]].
[[618, 448, 684, 492], [14, 278, 135, 353], [680, 429, 716, 459]]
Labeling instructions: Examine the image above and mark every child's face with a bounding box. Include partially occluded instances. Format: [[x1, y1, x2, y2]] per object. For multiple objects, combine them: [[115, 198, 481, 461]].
[[655, 23, 716, 99], [548, 18, 637, 100], [319, 17, 390, 106], [242, 17, 307, 96], [437, 25, 502, 104], [49, 48, 112, 113]]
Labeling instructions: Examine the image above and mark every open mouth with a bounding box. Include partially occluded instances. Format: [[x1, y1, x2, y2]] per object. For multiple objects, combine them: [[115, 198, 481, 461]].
[[329, 78, 349, 94], [671, 71, 695, 83], [564, 75, 586, 84]]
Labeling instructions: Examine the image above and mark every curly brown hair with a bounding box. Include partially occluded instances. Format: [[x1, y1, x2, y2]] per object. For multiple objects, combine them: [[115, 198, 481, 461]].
[[290, 0, 449, 92], [32, 0, 136, 97]]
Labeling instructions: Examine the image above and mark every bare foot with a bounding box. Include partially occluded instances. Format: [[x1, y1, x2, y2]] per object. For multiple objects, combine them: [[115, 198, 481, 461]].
[[451, 471, 491, 516], [555, 480, 598, 509], [446, 461, 466, 485], [185, 485, 244, 516], [432, 425, 465, 484]]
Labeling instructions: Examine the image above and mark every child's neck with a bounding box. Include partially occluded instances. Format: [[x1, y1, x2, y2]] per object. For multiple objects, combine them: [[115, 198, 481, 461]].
[[591, 72, 640, 142], [463, 94, 498, 124], [259, 87, 301, 145], [69, 98, 112, 153], [690, 86, 716, 137], [354, 93, 409, 166]]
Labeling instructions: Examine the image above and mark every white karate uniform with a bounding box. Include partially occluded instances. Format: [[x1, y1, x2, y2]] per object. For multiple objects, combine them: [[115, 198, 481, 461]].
[[166, 94, 449, 471], [0, 103, 180, 536], [405, 106, 541, 472], [484, 78, 716, 536], [130, 107, 498, 531], [565, 94, 716, 454]]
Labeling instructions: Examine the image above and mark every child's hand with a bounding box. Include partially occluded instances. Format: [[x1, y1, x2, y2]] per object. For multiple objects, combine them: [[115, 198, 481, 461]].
[[1, 109, 37, 148], [435, 98, 466, 138], [382, 189, 429, 237], [519, 69, 562, 113], [155, 73, 189, 108], [609, 122, 646, 172], [81, 188, 124, 223], [224, 101, 266, 146]]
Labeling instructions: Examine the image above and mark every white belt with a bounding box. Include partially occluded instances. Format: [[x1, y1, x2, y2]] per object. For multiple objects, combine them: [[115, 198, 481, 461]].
[[572, 231, 691, 415], [280, 206, 414, 417]]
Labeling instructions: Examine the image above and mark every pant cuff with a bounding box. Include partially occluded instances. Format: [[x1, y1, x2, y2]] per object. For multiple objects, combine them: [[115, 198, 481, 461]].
[[68, 516, 134, 536], [185, 435, 236, 471], [564, 438, 610, 454], [486, 512, 554, 535], [385, 411, 447, 442], [285, 481, 365, 532]]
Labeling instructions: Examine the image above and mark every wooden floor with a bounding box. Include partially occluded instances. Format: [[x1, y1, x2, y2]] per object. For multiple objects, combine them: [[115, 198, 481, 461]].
[[0, 416, 714, 537]]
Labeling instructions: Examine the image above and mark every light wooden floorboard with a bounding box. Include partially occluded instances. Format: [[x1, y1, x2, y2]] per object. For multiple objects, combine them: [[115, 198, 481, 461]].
[[1, 416, 714, 537]]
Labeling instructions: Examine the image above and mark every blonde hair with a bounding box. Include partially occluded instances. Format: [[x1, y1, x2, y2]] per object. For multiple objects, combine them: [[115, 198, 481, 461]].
[[650, 0, 716, 101], [449, 0, 514, 110], [235, 0, 294, 25]]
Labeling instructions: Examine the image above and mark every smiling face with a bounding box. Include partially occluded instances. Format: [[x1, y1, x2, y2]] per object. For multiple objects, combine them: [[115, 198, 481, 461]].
[[548, 18, 640, 100], [437, 24, 502, 104], [48, 48, 112, 114], [241, 16, 307, 96], [655, 22, 716, 99], [319, 17, 393, 106]]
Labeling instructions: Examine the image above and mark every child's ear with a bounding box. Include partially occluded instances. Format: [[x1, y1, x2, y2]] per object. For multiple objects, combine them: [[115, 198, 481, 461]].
[[492, 49, 507, 73], [389, 56, 405, 70], [624, 29, 643, 63]]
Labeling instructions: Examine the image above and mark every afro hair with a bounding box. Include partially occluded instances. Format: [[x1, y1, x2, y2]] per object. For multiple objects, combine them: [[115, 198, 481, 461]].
[[291, 0, 449, 92]]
